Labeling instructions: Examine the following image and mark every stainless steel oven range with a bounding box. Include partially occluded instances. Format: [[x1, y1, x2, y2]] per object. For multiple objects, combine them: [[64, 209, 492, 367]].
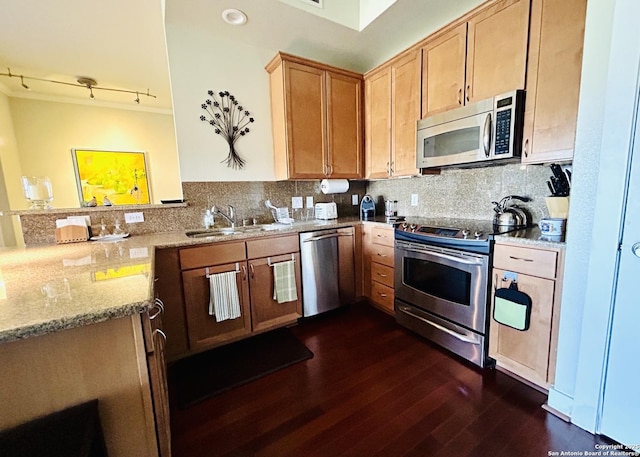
[[394, 219, 502, 367]]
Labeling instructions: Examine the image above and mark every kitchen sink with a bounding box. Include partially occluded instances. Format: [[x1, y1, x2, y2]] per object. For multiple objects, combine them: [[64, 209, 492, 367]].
[[185, 224, 283, 238]]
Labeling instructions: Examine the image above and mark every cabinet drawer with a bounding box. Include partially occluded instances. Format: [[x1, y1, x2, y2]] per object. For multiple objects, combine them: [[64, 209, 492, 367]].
[[371, 244, 394, 267], [371, 262, 394, 288], [246, 234, 299, 259], [372, 226, 394, 247], [493, 244, 557, 279], [371, 281, 394, 313], [179, 241, 246, 270]]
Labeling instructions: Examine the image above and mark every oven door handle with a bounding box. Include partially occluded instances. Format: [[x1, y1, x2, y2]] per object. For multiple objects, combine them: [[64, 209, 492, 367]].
[[398, 306, 480, 345], [397, 244, 484, 266]]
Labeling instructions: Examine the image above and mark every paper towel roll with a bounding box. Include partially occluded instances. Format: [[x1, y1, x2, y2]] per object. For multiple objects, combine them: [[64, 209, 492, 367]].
[[320, 179, 349, 194]]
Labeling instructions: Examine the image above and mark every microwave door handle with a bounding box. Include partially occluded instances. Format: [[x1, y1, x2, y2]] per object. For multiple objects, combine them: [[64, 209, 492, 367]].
[[483, 113, 492, 158]]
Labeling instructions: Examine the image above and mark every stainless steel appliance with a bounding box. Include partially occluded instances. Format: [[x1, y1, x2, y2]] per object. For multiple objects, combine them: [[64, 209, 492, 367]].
[[492, 195, 531, 230], [416, 90, 525, 169], [394, 219, 503, 367], [300, 227, 355, 317]]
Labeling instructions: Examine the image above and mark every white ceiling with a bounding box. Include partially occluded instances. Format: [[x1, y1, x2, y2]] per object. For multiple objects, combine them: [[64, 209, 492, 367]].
[[0, 0, 485, 111]]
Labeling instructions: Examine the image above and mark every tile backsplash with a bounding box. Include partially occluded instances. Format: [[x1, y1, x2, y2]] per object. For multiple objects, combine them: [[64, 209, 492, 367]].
[[365, 163, 552, 223], [16, 163, 556, 245]]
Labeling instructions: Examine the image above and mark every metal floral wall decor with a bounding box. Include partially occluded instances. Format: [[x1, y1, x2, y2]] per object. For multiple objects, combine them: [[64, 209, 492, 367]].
[[200, 90, 254, 169]]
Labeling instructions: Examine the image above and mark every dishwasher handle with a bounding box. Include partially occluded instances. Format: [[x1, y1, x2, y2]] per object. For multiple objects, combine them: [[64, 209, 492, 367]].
[[303, 232, 353, 243]]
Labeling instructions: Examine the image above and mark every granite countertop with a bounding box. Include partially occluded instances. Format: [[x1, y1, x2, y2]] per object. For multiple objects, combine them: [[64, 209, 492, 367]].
[[493, 226, 567, 249], [0, 218, 362, 343]]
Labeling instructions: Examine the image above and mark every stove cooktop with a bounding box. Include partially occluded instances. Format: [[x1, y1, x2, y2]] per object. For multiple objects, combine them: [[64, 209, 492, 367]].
[[394, 217, 521, 253]]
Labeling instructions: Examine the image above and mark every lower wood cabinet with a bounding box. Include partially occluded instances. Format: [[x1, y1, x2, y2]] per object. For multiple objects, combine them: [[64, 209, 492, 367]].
[[363, 223, 396, 314], [248, 253, 302, 333], [181, 262, 252, 351], [489, 241, 565, 389], [157, 234, 303, 360]]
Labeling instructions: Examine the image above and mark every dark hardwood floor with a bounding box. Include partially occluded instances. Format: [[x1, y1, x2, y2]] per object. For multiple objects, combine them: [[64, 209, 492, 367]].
[[170, 303, 616, 457]]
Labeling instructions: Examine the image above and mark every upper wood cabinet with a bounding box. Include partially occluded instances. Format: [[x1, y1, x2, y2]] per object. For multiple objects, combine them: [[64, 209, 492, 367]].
[[421, 0, 530, 118], [521, 0, 587, 163], [365, 51, 421, 178], [266, 52, 363, 180]]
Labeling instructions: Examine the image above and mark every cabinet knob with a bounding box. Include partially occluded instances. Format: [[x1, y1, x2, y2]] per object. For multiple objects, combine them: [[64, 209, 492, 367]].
[[458, 88, 463, 105], [632, 242, 640, 258], [466, 84, 471, 102], [524, 138, 529, 157]]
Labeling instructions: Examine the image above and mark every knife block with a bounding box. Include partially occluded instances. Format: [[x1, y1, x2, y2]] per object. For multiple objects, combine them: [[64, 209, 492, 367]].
[[55, 225, 89, 244], [545, 196, 569, 219]]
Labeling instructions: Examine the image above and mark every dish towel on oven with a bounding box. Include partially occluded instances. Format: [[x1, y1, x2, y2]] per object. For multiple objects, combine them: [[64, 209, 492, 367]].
[[273, 260, 298, 304], [208, 271, 241, 322]]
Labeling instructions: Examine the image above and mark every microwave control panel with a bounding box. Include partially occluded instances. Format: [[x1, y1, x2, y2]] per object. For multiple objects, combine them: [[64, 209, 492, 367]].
[[495, 109, 512, 155]]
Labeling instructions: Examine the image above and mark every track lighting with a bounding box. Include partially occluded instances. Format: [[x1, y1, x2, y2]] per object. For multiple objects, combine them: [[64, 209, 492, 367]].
[[0, 68, 157, 104]]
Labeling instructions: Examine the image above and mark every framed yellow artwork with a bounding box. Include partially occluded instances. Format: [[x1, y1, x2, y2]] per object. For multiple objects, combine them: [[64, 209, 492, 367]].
[[71, 149, 151, 206]]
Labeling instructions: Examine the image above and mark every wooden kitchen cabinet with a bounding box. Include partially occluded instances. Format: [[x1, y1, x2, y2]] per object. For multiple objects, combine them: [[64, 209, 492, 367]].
[[266, 52, 363, 180], [521, 0, 587, 163], [489, 242, 565, 389], [363, 223, 395, 314], [420, 0, 529, 117], [181, 261, 252, 351], [247, 235, 302, 332], [365, 51, 420, 178]]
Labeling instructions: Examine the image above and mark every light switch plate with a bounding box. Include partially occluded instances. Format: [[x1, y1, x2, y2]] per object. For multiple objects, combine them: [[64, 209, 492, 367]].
[[124, 212, 144, 223], [411, 194, 419, 206], [306, 196, 314, 208], [292, 196, 303, 209], [352, 194, 359, 205]]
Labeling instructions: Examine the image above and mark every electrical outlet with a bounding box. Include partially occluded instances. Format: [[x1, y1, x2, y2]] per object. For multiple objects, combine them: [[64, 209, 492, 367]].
[[292, 196, 303, 209], [306, 196, 314, 208], [352, 194, 359, 205], [411, 194, 419, 206], [129, 247, 149, 259], [124, 212, 144, 224]]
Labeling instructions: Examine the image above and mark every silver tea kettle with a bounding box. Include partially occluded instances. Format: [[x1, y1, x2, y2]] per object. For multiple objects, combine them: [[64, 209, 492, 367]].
[[492, 195, 530, 229]]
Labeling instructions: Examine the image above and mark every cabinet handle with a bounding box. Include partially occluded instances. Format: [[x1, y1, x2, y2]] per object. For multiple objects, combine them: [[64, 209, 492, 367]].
[[466, 84, 471, 102], [242, 265, 247, 280], [389, 161, 394, 175], [457, 88, 462, 105], [377, 273, 388, 278], [377, 292, 388, 298], [152, 328, 167, 345], [377, 253, 388, 258], [249, 263, 255, 279], [327, 164, 333, 176], [524, 138, 529, 157], [509, 255, 533, 262]]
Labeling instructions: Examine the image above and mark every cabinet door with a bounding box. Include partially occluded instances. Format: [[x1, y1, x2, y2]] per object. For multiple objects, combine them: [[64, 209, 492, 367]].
[[489, 268, 555, 388], [521, 0, 586, 163], [284, 61, 327, 178], [182, 262, 251, 351], [466, 0, 530, 103], [421, 23, 467, 117], [365, 67, 392, 179], [249, 253, 302, 332], [326, 71, 363, 178], [391, 51, 420, 177]]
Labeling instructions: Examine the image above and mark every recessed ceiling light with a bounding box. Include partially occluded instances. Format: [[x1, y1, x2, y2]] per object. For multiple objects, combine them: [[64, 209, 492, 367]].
[[221, 8, 248, 26]]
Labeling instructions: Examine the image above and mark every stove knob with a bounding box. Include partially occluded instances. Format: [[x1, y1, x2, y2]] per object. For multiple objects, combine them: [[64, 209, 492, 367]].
[[474, 231, 483, 239], [402, 223, 408, 230], [462, 229, 470, 238], [410, 224, 417, 232]]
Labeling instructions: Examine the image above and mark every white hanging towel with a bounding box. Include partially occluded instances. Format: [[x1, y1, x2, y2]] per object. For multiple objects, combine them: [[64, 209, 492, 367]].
[[208, 271, 241, 322], [273, 260, 298, 304]]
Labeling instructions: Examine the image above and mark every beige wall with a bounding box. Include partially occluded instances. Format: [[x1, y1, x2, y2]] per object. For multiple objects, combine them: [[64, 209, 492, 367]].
[[9, 98, 182, 208], [0, 91, 22, 245]]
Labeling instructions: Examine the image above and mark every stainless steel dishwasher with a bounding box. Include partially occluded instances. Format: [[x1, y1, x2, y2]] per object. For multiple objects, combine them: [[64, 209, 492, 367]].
[[299, 227, 355, 317]]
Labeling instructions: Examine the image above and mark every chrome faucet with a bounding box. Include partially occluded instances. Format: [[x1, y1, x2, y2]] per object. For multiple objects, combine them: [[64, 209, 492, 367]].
[[212, 205, 236, 229]]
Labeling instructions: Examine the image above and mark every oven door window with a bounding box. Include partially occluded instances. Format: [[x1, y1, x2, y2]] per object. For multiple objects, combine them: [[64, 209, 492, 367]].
[[403, 257, 471, 306]]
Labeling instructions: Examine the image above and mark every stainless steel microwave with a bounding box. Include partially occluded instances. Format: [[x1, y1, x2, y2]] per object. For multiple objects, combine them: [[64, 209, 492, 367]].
[[416, 90, 525, 169]]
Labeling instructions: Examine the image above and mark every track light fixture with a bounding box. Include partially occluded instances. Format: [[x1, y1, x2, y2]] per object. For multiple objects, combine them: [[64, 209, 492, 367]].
[[1, 68, 157, 104]]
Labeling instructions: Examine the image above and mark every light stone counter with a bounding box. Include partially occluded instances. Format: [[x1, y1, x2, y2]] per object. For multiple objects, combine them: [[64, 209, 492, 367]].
[[494, 226, 567, 249], [0, 218, 362, 343]]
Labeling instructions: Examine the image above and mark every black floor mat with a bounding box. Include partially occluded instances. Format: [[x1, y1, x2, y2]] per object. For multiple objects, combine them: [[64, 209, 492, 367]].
[[169, 328, 313, 409]]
